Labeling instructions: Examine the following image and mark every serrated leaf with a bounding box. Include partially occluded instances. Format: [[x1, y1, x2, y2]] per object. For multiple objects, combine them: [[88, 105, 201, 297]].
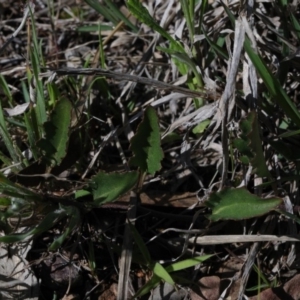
[[240, 155, 250, 164], [206, 187, 282, 221], [129, 106, 164, 175], [37, 97, 72, 167], [91, 171, 138, 205], [233, 138, 253, 158]]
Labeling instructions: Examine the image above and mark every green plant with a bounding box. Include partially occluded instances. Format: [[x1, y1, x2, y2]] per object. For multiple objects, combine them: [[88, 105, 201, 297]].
[[129, 221, 213, 298], [127, 0, 206, 108], [0, 103, 164, 249], [0, 14, 162, 252]]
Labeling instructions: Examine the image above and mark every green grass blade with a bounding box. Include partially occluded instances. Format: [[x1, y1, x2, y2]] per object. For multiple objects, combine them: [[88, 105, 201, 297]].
[[180, 0, 195, 43], [103, 0, 138, 32], [152, 262, 175, 285], [165, 255, 213, 272], [29, 13, 47, 132], [159, 48, 204, 89], [127, 0, 181, 49], [276, 209, 300, 226], [0, 172, 41, 198], [290, 13, 300, 41], [244, 37, 300, 127], [202, 29, 229, 61], [85, 0, 119, 25], [77, 24, 113, 32], [0, 75, 13, 105], [0, 102, 22, 165], [24, 107, 40, 160], [198, 0, 208, 35], [219, 1, 236, 27], [0, 150, 13, 167], [129, 222, 152, 265], [0, 208, 66, 243], [98, 25, 106, 69], [21, 81, 30, 103], [30, 53, 47, 129], [132, 275, 161, 299], [49, 206, 81, 251]]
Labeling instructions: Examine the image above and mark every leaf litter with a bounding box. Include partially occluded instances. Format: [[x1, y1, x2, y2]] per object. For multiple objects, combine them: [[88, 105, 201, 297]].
[[1, 0, 300, 299]]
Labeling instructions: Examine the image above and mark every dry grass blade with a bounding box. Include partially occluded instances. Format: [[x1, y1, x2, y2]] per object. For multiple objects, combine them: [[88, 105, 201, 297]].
[[219, 18, 245, 188], [45, 67, 215, 99], [189, 234, 300, 245], [0, 1, 35, 55], [238, 242, 261, 300], [117, 191, 138, 300]]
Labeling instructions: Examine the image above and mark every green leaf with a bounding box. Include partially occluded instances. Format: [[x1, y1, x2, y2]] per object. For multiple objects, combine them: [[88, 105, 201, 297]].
[[246, 112, 271, 178], [0, 197, 11, 207], [0, 101, 22, 165], [165, 255, 213, 272], [270, 140, 300, 161], [91, 171, 138, 204], [206, 187, 282, 221], [85, 0, 138, 32], [192, 119, 211, 134], [132, 275, 161, 299], [127, 0, 179, 47], [152, 262, 175, 285], [129, 222, 152, 265], [279, 129, 300, 138], [75, 189, 91, 199], [0, 75, 13, 104], [85, 0, 118, 24], [161, 132, 181, 144], [244, 38, 300, 127], [0, 208, 66, 243], [290, 13, 300, 41], [77, 24, 113, 32], [202, 29, 229, 61], [276, 209, 300, 226], [219, 1, 236, 27], [0, 173, 41, 200], [37, 97, 72, 167], [103, 0, 138, 32], [233, 139, 252, 159], [179, 0, 195, 43], [233, 111, 271, 178], [29, 12, 47, 131], [129, 106, 164, 174], [159, 48, 204, 91], [49, 206, 81, 251]]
